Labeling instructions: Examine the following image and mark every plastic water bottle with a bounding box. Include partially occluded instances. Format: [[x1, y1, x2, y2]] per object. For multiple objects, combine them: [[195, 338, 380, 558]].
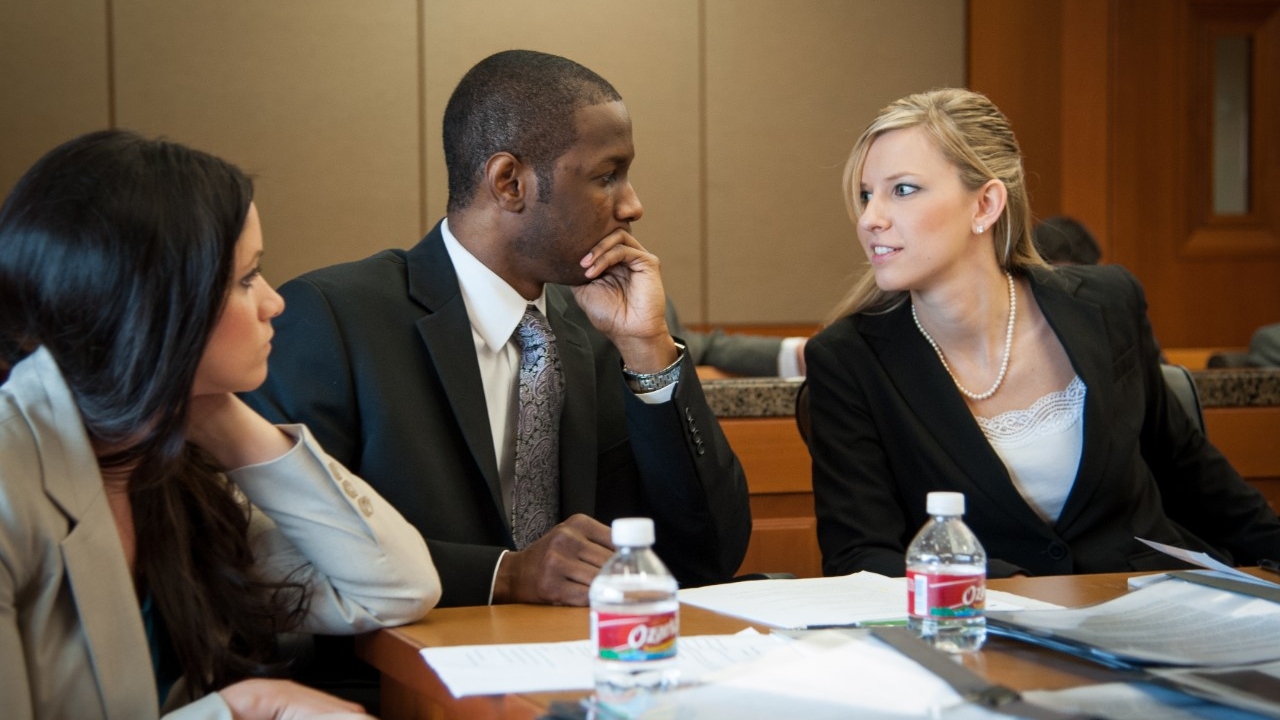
[[906, 492, 987, 653], [589, 517, 679, 716]]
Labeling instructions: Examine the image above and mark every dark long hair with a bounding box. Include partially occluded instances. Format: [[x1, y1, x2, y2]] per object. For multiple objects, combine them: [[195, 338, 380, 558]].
[[0, 130, 306, 696]]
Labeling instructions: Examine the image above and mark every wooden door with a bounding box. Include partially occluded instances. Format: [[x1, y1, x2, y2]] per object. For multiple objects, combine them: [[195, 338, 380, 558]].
[[1111, 0, 1280, 346], [970, 0, 1280, 347]]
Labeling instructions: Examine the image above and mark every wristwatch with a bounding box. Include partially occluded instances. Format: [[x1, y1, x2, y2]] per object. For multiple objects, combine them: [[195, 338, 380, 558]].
[[622, 342, 686, 393]]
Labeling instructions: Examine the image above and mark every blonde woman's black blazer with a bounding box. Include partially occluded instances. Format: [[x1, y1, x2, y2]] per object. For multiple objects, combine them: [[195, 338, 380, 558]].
[[807, 264, 1280, 578]]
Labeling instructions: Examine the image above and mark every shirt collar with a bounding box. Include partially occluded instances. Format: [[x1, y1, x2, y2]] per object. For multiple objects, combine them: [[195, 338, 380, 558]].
[[441, 217, 547, 352]]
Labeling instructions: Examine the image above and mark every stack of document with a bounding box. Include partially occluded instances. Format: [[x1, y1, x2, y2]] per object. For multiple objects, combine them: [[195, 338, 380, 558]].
[[424, 628, 1021, 718], [419, 571, 1060, 698], [1024, 680, 1276, 720], [987, 575, 1280, 668], [988, 575, 1280, 718], [418, 573, 1062, 718]]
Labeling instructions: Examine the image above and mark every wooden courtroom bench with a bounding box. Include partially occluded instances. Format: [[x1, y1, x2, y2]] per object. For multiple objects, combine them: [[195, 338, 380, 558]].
[[703, 370, 1280, 579]]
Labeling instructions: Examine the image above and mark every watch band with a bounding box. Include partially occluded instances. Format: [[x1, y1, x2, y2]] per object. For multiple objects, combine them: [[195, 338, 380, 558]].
[[622, 342, 685, 393]]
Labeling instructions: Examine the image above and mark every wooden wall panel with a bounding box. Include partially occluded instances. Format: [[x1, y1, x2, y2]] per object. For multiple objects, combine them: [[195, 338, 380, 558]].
[[704, 0, 966, 324], [111, 0, 421, 287], [967, 0, 1064, 220], [1111, 0, 1280, 346], [1, 3, 966, 328], [971, 0, 1280, 347], [722, 416, 819, 577], [740, 493, 822, 578], [0, 0, 109, 194], [721, 417, 809, 494], [1058, 0, 1112, 256]]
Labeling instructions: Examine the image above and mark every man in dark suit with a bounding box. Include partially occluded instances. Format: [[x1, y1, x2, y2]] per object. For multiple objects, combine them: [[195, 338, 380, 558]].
[[1247, 323, 1280, 367], [245, 50, 750, 609]]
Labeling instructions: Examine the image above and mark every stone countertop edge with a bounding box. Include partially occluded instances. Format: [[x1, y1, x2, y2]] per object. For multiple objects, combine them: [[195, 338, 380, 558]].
[[703, 369, 1280, 419]]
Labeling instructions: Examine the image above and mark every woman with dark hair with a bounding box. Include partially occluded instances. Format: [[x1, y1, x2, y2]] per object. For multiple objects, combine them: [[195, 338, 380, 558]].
[[0, 130, 440, 719], [807, 88, 1280, 580]]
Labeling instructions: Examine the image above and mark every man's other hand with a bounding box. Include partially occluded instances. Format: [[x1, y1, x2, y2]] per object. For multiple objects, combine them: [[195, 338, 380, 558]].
[[493, 514, 616, 605]]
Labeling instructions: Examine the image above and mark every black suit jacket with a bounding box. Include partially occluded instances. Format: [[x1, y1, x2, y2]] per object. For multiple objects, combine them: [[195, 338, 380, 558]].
[[245, 222, 751, 606], [1248, 323, 1280, 367], [807, 264, 1280, 578]]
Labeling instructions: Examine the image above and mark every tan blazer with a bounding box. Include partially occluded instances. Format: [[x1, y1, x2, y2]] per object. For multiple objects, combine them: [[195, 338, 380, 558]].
[[0, 348, 441, 720]]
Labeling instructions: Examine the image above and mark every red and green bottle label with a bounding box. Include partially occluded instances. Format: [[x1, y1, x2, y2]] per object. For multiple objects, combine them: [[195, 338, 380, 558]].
[[907, 570, 986, 619], [592, 610, 678, 661]]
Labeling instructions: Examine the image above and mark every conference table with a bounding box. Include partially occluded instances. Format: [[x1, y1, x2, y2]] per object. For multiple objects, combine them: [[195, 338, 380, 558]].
[[351, 569, 1271, 719]]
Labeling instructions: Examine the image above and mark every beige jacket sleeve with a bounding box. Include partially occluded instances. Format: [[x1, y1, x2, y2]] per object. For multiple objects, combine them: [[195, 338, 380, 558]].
[[229, 424, 441, 633]]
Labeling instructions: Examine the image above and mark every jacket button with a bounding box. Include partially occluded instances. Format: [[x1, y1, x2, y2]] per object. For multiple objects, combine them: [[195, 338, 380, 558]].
[[358, 496, 375, 517], [685, 407, 695, 421], [1047, 542, 1068, 560]]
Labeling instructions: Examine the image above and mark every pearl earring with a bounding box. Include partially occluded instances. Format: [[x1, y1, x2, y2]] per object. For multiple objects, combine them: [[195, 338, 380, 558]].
[[975, 224, 985, 234]]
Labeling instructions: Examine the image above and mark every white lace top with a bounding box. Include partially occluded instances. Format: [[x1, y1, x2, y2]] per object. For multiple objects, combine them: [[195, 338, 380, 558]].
[[975, 376, 1087, 524]]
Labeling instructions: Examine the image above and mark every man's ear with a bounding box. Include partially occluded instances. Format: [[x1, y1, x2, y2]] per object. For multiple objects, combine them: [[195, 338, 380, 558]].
[[484, 152, 533, 212]]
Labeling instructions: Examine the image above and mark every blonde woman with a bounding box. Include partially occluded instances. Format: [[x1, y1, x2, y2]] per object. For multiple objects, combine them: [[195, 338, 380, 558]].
[[807, 88, 1280, 578]]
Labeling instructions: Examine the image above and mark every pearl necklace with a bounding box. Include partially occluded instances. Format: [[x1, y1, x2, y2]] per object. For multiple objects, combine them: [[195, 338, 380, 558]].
[[911, 272, 1016, 401]]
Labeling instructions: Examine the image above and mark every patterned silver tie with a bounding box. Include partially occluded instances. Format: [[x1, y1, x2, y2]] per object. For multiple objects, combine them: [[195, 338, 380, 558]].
[[510, 305, 564, 549]]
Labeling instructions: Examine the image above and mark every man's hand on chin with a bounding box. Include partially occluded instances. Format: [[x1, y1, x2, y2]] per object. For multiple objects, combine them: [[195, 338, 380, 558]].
[[572, 229, 676, 372]]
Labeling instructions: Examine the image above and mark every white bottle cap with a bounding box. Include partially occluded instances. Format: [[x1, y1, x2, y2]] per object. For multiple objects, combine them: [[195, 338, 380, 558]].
[[926, 492, 965, 516], [611, 517, 655, 546]]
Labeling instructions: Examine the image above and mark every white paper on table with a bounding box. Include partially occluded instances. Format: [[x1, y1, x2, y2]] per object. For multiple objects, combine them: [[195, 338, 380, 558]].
[[1024, 682, 1264, 720], [639, 629, 1001, 719], [418, 629, 785, 698], [677, 571, 1061, 629], [1134, 538, 1280, 588], [988, 579, 1280, 666]]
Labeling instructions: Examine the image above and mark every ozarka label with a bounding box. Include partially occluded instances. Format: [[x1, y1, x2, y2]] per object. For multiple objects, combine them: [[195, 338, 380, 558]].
[[907, 569, 986, 619], [592, 610, 678, 662]]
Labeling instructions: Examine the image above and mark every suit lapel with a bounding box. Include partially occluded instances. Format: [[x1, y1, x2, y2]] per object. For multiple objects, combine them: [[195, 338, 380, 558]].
[[1029, 269, 1119, 531], [867, 306, 1038, 525], [62, 506, 157, 720], [406, 224, 505, 522], [19, 349, 156, 719], [546, 287, 598, 518]]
